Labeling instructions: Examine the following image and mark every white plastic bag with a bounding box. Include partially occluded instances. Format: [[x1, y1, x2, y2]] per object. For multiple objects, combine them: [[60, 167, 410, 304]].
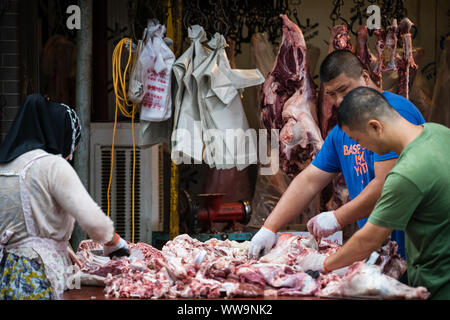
[[139, 19, 175, 122], [128, 28, 148, 104]]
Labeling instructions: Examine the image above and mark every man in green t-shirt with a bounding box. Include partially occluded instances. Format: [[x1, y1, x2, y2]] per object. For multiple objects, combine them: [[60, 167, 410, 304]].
[[297, 86, 450, 299]]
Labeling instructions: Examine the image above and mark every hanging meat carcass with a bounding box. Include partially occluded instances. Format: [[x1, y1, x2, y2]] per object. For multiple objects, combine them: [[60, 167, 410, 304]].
[[373, 27, 385, 89], [261, 16, 305, 132], [260, 14, 322, 178], [355, 26, 381, 88], [384, 19, 399, 72], [396, 18, 418, 99]]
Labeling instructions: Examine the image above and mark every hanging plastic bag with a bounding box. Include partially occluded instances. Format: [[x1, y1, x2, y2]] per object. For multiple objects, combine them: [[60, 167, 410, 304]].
[[139, 19, 175, 122], [128, 28, 148, 104]]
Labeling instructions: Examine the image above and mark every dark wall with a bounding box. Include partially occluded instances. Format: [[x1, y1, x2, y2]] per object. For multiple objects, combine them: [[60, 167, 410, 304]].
[[0, 0, 21, 143]]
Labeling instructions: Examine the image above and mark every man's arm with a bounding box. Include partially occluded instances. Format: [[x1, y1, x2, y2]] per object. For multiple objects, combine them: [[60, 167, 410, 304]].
[[324, 222, 393, 271], [264, 164, 336, 232], [334, 159, 396, 226]]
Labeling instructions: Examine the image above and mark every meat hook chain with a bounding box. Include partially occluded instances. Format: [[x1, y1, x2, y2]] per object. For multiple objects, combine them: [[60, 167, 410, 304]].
[[328, 0, 408, 35], [0, 0, 10, 18], [182, 0, 290, 54]]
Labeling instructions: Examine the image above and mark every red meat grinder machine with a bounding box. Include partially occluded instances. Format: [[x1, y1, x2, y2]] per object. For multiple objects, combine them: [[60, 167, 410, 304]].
[[188, 193, 251, 233]]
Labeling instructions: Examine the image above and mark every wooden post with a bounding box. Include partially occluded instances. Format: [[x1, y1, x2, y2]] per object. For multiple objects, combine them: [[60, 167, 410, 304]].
[[71, 0, 93, 249]]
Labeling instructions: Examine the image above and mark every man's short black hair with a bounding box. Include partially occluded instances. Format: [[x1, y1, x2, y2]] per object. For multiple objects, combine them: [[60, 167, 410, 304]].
[[337, 87, 400, 130], [320, 50, 365, 83]]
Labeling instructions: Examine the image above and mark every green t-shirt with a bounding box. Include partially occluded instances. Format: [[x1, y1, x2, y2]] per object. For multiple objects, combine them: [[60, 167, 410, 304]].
[[368, 123, 450, 300]]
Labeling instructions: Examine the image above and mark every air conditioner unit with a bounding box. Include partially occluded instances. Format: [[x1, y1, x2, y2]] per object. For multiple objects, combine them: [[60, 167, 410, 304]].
[[89, 122, 166, 244]]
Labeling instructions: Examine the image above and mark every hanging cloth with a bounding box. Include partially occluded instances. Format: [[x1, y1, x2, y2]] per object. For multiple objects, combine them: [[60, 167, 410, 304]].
[[171, 25, 212, 163], [192, 33, 264, 170]]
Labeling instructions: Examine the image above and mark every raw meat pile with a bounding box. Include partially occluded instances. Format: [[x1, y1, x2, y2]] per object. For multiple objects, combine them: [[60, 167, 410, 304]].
[[75, 233, 429, 299]]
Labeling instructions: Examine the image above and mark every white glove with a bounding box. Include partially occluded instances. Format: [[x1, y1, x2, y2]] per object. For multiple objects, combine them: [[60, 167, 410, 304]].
[[307, 211, 342, 238], [248, 226, 277, 259], [103, 233, 130, 257], [331, 266, 349, 277], [297, 252, 327, 272], [297, 252, 349, 276]]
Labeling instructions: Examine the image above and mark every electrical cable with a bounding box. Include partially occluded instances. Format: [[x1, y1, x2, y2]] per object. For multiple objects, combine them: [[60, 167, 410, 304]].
[[109, 37, 138, 243]]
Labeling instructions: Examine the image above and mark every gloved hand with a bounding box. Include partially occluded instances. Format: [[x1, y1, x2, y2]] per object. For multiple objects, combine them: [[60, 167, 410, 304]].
[[297, 252, 327, 273], [298, 252, 349, 277], [307, 211, 342, 239], [248, 226, 277, 259], [103, 233, 130, 258]]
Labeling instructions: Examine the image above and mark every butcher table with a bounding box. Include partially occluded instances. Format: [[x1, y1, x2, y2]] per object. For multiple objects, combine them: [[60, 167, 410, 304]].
[[63, 286, 336, 300]]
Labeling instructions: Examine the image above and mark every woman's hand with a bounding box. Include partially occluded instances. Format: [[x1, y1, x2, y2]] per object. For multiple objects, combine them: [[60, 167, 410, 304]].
[[67, 244, 84, 269]]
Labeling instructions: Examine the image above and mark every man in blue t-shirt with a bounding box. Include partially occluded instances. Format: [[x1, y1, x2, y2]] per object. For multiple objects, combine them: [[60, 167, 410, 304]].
[[249, 50, 425, 263]]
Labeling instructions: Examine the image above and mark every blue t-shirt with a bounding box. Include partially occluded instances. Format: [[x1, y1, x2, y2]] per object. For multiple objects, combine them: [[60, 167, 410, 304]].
[[312, 91, 425, 259]]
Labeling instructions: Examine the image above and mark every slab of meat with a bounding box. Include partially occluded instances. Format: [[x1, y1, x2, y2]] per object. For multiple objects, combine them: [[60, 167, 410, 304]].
[[373, 27, 385, 88], [260, 14, 321, 178], [260, 17, 302, 131], [384, 19, 399, 72], [356, 26, 380, 88], [373, 240, 407, 280], [279, 86, 323, 176], [320, 262, 429, 299], [259, 233, 340, 265], [397, 18, 418, 99], [328, 25, 354, 53]]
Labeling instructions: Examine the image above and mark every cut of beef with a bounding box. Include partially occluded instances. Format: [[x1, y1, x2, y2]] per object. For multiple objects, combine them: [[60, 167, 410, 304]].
[[279, 87, 323, 175], [397, 18, 418, 99], [355, 26, 380, 88], [260, 14, 321, 178], [384, 19, 399, 72], [320, 262, 429, 299], [373, 27, 385, 88]]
